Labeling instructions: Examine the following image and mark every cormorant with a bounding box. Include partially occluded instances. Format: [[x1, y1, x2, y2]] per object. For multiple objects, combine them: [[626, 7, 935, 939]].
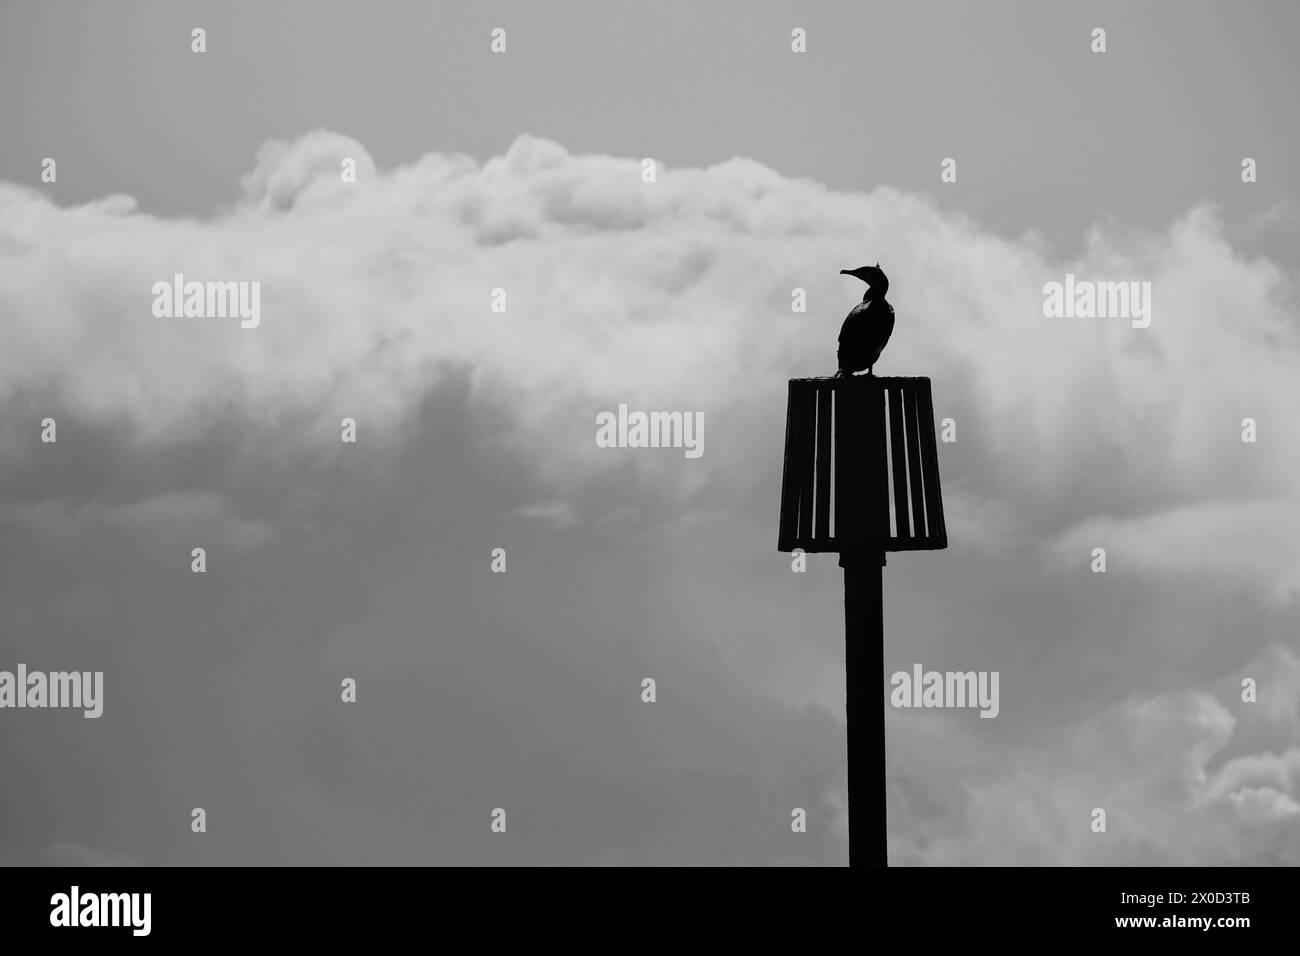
[[836, 263, 894, 376]]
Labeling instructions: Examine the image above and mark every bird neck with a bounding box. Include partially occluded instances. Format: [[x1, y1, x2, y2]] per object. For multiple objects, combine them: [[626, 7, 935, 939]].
[[863, 280, 888, 301]]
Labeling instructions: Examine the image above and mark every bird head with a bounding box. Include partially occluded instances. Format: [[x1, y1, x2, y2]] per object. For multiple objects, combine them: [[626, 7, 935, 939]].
[[840, 263, 888, 294]]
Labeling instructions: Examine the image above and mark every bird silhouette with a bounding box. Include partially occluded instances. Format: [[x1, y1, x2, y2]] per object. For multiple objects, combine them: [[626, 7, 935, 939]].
[[836, 263, 894, 376]]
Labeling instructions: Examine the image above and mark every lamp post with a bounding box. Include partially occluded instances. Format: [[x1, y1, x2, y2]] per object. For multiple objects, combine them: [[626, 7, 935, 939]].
[[778, 374, 947, 866]]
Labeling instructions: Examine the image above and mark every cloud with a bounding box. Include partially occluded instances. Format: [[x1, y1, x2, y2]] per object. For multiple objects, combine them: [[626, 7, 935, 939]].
[[516, 499, 578, 528], [41, 842, 140, 867], [240, 130, 377, 211], [1048, 498, 1300, 604], [3, 131, 1299, 865], [0, 492, 273, 552], [1, 133, 1296, 575], [889, 644, 1300, 865]]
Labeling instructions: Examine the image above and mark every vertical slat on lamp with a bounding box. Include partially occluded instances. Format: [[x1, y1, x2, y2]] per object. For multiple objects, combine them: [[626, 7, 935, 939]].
[[834, 378, 864, 551], [778, 380, 801, 549], [869, 381, 890, 548], [904, 382, 927, 539], [915, 378, 947, 547], [833, 380, 846, 548], [850, 380, 871, 550], [796, 380, 816, 540], [887, 384, 909, 541], [815, 382, 832, 542]]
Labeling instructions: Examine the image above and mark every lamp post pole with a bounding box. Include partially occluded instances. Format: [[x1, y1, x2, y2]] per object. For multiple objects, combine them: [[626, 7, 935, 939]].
[[778, 374, 946, 868]]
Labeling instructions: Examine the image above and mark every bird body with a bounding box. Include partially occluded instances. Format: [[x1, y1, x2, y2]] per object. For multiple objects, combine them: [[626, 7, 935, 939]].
[[837, 264, 894, 375]]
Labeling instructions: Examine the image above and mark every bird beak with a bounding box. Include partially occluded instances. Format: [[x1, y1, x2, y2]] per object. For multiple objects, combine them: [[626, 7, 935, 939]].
[[839, 269, 851, 275]]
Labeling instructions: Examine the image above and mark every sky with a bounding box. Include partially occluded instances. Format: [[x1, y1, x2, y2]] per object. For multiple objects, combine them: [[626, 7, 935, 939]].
[[1, 0, 1298, 866]]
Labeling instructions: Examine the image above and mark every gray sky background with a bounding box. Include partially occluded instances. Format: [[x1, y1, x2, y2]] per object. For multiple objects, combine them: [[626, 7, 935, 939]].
[[1, 0, 1298, 865]]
